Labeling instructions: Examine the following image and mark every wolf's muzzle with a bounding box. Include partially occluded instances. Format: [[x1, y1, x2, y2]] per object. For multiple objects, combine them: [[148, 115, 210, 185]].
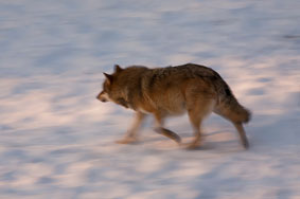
[[97, 91, 109, 102]]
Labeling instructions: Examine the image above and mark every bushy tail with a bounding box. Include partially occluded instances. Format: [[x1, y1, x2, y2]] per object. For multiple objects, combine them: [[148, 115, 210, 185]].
[[214, 79, 251, 124]]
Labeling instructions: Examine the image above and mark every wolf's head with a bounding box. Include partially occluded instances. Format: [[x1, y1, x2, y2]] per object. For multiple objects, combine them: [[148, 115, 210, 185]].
[[97, 65, 129, 108]]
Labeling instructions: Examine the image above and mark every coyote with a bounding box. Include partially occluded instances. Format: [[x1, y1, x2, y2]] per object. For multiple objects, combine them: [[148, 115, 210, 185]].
[[97, 63, 251, 149]]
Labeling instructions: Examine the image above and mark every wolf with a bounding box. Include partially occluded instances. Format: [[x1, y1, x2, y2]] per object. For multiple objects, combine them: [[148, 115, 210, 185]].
[[97, 63, 251, 149]]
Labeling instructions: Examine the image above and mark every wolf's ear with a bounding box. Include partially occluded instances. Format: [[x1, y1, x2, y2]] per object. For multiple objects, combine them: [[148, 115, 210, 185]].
[[103, 73, 113, 84], [114, 64, 123, 73]]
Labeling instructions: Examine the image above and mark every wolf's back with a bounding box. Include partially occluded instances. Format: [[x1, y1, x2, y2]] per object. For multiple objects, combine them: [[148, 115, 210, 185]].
[[115, 64, 251, 124]]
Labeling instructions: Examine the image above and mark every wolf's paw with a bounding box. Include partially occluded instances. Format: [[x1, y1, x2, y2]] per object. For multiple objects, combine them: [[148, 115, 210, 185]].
[[186, 145, 200, 150], [115, 137, 138, 144], [185, 142, 202, 150]]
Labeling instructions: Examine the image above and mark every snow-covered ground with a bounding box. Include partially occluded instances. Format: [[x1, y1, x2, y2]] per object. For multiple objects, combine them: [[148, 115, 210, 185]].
[[1, 0, 300, 198]]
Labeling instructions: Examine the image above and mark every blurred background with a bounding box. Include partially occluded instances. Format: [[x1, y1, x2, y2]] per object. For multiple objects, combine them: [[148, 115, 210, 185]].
[[0, 0, 300, 198]]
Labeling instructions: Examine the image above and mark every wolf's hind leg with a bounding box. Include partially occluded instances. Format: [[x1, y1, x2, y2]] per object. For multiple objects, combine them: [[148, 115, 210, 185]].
[[186, 97, 215, 149], [116, 111, 146, 144], [153, 113, 181, 144], [186, 110, 203, 149]]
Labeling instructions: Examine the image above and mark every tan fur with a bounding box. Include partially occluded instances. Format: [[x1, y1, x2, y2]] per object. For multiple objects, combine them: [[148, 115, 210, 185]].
[[97, 63, 251, 149]]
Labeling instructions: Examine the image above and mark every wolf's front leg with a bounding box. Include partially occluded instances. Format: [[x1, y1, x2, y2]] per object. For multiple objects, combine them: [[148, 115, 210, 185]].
[[153, 113, 181, 144], [116, 111, 146, 144]]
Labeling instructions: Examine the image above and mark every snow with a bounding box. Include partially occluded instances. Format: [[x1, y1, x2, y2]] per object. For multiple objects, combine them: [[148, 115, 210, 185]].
[[1, 0, 300, 198]]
